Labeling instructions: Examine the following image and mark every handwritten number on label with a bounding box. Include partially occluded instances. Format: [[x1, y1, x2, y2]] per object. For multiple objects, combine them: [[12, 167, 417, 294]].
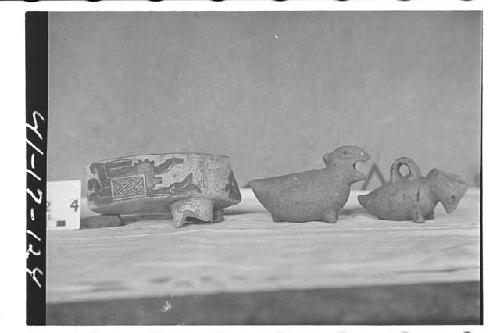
[[26, 110, 45, 140], [27, 188, 43, 205], [26, 244, 41, 259], [27, 109, 46, 294], [26, 267, 44, 289], [70, 199, 79, 212]]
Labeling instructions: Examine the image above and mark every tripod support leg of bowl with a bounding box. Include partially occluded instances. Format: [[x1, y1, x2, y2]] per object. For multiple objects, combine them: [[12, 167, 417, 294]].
[[170, 197, 214, 228], [213, 209, 225, 223]]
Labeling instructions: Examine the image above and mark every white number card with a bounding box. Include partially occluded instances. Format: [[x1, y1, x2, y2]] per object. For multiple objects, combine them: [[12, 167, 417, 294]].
[[47, 180, 81, 230]]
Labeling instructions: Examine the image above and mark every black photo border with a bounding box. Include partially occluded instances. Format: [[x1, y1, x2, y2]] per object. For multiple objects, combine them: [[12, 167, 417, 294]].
[[26, 11, 48, 326]]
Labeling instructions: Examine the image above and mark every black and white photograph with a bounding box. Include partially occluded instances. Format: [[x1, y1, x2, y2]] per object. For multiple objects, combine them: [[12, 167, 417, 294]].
[[33, 10, 481, 325], [3, 0, 497, 328]]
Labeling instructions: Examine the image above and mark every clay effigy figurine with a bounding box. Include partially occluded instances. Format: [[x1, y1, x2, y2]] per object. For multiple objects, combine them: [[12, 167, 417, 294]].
[[357, 157, 467, 223], [87, 153, 241, 228], [249, 146, 370, 223]]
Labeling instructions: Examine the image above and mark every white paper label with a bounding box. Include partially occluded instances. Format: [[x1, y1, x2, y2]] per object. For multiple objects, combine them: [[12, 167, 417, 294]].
[[47, 180, 81, 230]]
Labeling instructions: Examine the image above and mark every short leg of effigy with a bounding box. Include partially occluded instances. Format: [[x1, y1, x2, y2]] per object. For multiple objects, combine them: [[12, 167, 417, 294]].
[[413, 208, 425, 223], [272, 215, 283, 222], [322, 208, 339, 223]]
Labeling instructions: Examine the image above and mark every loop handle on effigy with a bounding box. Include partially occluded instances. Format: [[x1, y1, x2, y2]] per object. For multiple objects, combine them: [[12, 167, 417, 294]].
[[390, 157, 422, 183]]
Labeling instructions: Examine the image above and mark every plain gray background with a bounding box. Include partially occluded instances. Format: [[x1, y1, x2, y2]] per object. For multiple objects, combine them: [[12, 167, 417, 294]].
[[48, 11, 481, 190]]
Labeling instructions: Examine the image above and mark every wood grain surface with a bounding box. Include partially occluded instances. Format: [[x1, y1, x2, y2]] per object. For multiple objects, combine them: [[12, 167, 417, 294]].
[[47, 189, 480, 305]]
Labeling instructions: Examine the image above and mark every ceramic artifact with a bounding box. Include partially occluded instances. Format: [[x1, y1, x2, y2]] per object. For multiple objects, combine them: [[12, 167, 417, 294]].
[[249, 146, 370, 223], [87, 153, 241, 228], [357, 157, 467, 223]]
